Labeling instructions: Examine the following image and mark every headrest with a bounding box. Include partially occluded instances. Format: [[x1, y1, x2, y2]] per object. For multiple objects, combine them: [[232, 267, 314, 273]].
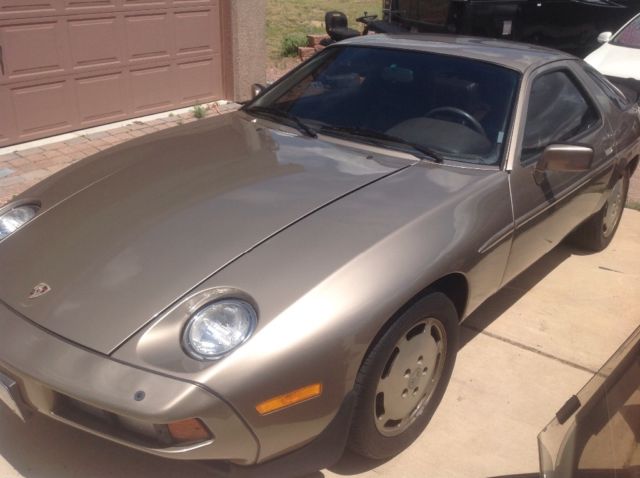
[[325, 11, 348, 32]]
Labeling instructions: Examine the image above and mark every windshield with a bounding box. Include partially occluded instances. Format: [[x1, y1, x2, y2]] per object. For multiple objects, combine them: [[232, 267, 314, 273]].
[[611, 14, 640, 48], [249, 45, 520, 165]]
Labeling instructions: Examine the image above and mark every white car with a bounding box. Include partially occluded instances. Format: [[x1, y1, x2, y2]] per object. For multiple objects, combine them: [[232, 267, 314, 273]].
[[585, 12, 640, 83]]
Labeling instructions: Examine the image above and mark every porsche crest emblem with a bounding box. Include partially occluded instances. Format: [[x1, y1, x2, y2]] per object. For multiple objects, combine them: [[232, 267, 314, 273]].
[[28, 283, 51, 299]]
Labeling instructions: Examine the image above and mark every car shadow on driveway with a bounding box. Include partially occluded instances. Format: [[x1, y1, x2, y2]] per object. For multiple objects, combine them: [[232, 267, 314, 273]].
[[459, 244, 574, 349]]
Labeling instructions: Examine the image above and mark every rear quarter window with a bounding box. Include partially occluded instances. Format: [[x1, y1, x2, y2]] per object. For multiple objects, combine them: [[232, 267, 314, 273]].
[[582, 64, 632, 110]]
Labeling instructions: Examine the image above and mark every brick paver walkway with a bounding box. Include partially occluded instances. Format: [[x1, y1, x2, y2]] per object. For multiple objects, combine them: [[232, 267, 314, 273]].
[[1, 105, 639, 206], [0, 103, 239, 206]]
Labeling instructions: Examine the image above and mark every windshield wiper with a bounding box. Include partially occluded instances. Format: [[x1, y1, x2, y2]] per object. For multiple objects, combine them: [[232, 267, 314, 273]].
[[318, 125, 443, 163], [245, 105, 317, 138]]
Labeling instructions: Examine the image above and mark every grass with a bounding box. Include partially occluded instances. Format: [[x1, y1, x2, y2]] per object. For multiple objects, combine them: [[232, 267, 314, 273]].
[[626, 200, 640, 211], [281, 32, 310, 57], [266, 0, 380, 60], [192, 104, 207, 119]]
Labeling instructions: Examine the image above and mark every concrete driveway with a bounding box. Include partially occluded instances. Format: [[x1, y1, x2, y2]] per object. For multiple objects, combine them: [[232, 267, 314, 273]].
[[1, 209, 639, 478]]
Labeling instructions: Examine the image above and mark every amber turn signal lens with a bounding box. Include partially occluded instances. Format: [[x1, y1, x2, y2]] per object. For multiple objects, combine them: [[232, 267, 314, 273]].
[[167, 418, 211, 443], [256, 383, 323, 415]]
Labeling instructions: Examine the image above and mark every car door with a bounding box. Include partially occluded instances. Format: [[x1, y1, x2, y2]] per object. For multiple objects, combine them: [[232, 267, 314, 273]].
[[502, 61, 616, 284], [538, 325, 640, 477]]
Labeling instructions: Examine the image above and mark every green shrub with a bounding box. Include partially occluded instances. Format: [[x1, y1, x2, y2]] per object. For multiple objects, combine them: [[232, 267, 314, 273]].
[[192, 104, 207, 119], [281, 32, 308, 57]]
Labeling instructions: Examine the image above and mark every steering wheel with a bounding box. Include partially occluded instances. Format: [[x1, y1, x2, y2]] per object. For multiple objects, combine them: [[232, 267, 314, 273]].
[[425, 107, 487, 137], [356, 13, 378, 24]]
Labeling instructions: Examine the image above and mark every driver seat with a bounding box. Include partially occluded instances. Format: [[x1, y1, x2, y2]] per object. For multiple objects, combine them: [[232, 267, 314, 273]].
[[325, 11, 360, 42]]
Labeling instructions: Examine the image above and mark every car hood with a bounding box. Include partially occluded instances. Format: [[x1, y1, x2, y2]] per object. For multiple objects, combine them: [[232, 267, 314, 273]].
[[0, 112, 410, 354], [585, 43, 640, 80]]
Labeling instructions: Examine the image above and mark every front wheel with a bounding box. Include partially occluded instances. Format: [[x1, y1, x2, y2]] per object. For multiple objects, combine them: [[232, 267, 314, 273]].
[[348, 292, 459, 459], [570, 169, 629, 252]]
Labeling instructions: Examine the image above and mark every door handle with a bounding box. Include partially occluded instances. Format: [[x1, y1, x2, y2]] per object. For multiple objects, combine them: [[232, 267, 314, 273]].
[[0, 45, 4, 76]]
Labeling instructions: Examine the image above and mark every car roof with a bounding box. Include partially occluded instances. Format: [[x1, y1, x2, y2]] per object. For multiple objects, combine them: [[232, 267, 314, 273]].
[[339, 33, 575, 73]]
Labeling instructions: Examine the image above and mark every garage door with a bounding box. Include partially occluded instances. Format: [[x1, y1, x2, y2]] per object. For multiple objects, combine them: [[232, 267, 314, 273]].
[[0, 0, 224, 147]]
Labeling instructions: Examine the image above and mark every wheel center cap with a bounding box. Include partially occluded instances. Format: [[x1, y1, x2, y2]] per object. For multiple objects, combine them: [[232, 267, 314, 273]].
[[408, 368, 421, 389]]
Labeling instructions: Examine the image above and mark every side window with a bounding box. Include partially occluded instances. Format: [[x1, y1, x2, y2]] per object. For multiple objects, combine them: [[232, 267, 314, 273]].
[[521, 70, 600, 164]]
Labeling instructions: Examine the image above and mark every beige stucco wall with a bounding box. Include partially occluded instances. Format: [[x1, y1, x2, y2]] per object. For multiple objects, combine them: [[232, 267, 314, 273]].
[[222, 0, 268, 102]]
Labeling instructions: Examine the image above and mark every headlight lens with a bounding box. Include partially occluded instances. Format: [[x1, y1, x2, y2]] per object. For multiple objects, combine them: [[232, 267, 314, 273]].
[[0, 204, 39, 240], [183, 300, 257, 360]]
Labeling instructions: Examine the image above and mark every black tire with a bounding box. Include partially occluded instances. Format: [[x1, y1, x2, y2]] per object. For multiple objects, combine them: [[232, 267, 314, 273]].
[[570, 169, 629, 252], [347, 292, 459, 460]]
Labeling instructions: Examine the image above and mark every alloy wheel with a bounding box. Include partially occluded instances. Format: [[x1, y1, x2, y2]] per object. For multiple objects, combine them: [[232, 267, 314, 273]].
[[373, 318, 447, 437]]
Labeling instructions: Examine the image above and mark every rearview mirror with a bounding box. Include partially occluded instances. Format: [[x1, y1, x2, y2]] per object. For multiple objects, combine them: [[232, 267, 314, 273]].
[[533, 144, 594, 184], [597, 31, 612, 43], [251, 83, 266, 99]]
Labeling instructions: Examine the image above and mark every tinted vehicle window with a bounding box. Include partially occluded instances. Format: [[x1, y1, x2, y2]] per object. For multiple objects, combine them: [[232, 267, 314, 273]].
[[252, 46, 520, 165], [521, 70, 599, 163], [611, 14, 640, 49]]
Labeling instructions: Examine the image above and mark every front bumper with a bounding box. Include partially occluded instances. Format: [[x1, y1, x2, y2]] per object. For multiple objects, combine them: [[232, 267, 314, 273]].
[[0, 301, 259, 464]]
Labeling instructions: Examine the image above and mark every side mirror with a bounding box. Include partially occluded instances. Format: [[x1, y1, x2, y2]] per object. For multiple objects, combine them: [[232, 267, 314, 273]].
[[251, 83, 266, 99], [597, 31, 612, 43], [533, 144, 594, 184]]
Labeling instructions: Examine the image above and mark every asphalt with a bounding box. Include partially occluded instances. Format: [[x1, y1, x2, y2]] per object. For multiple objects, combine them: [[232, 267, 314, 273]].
[[1, 209, 639, 478]]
